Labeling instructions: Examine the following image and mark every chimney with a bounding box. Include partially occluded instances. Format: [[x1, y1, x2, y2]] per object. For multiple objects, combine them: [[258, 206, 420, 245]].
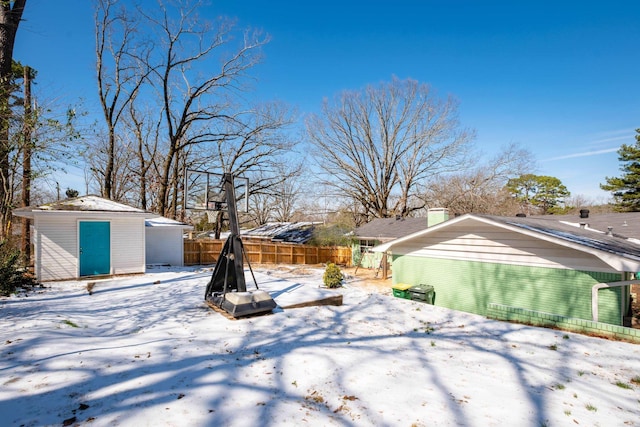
[[579, 209, 590, 219], [427, 208, 449, 227]]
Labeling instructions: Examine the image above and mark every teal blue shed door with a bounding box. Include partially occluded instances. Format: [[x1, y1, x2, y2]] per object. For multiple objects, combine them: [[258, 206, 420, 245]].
[[79, 221, 111, 276]]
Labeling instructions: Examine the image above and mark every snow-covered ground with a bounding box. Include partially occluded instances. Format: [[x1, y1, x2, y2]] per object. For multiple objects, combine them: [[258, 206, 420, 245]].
[[1, 265, 639, 426]]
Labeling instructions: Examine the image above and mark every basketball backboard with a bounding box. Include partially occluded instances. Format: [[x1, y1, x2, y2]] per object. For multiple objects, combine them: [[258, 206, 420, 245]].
[[184, 169, 249, 213]]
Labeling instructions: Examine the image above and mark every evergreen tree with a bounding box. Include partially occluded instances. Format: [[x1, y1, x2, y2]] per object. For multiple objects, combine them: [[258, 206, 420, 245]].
[[506, 174, 570, 215], [600, 129, 640, 211]]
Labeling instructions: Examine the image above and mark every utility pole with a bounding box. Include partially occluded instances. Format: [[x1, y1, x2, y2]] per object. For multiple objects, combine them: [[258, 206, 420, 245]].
[[21, 65, 32, 266]]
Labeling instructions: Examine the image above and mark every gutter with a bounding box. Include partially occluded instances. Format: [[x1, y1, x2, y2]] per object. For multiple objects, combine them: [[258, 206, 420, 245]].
[[591, 280, 639, 322]]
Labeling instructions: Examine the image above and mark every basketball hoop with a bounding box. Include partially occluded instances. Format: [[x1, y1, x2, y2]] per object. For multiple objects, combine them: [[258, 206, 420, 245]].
[[206, 210, 218, 223]]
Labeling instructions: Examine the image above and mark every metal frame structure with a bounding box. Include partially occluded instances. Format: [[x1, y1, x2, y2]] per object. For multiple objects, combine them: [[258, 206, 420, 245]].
[[184, 169, 249, 214], [189, 172, 276, 317]]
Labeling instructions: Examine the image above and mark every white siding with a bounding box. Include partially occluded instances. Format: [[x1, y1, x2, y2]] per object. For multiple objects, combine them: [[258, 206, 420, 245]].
[[33, 213, 147, 281], [35, 215, 78, 281], [146, 227, 184, 266], [111, 217, 146, 275], [393, 221, 614, 272]]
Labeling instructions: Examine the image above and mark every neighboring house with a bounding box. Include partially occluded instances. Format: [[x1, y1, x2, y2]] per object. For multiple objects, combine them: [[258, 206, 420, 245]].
[[242, 222, 318, 244], [373, 213, 640, 327], [145, 217, 193, 267], [532, 209, 640, 242], [13, 195, 158, 281], [352, 208, 449, 269]]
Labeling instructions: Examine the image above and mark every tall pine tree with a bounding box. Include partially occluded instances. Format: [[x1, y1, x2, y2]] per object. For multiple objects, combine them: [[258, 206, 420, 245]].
[[600, 129, 640, 211]]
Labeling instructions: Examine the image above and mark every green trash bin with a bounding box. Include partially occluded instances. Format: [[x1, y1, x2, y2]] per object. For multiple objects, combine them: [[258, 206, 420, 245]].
[[409, 284, 434, 304], [391, 283, 412, 299]]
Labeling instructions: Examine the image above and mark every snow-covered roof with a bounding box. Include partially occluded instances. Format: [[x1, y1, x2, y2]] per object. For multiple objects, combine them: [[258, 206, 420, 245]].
[[243, 222, 318, 244], [146, 217, 193, 229], [13, 195, 157, 218]]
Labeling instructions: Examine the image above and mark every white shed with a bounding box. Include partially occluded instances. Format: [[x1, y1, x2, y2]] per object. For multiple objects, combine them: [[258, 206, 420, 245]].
[[145, 217, 192, 267], [13, 195, 158, 282]]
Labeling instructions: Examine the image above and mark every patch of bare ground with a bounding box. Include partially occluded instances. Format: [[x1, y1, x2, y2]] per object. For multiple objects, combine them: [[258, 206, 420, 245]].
[[341, 266, 393, 295]]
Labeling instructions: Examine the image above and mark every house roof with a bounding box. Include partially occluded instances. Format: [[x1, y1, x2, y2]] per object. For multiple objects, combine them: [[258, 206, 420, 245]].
[[13, 195, 157, 219], [145, 217, 193, 229], [372, 213, 640, 272], [243, 222, 318, 244], [353, 217, 428, 241], [531, 212, 640, 242]]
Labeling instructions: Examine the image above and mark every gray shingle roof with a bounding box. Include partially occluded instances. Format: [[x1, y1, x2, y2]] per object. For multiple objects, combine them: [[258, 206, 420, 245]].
[[483, 215, 640, 260], [530, 212, 640, 241], [354, 217, 429, 241]]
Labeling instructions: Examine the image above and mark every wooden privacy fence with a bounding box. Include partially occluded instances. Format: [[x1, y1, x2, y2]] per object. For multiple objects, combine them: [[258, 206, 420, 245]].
[[184, 239, 352, 267]]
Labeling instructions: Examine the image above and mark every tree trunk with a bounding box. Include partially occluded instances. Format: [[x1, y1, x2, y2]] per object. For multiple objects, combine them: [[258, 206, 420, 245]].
[[0, 0, 27, 239]]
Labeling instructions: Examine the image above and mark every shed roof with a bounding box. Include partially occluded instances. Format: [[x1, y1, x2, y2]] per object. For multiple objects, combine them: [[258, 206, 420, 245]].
[[353, 217, 428, 241], [372, 213, 640, 272], [145, 217, 193, 229], [13, 195, 157, 219]]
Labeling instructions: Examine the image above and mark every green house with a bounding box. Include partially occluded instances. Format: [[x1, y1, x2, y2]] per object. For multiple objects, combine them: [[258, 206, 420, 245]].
[[373, 214, 640, 326], [352, 209, 450, 271]]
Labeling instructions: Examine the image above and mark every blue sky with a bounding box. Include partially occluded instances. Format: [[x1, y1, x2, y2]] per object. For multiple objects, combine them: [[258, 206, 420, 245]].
[[14, 0, 640, 201]]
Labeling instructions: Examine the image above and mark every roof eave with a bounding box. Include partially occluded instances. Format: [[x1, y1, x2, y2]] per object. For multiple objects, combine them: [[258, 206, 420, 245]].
[[372, 214, 640, 272]]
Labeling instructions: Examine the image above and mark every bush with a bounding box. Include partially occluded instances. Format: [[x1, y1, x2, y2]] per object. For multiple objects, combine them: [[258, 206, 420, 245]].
[[0, 241, 38, 297], [323, 263, 343, 288]]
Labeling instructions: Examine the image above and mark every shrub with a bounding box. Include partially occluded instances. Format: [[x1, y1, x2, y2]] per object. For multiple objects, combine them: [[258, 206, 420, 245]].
[[0, 240, 38, 297], [323, 263, 343, 288]]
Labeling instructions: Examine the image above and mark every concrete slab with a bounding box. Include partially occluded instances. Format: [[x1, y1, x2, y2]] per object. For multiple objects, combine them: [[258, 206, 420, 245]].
[[249, 270, 343, 310]]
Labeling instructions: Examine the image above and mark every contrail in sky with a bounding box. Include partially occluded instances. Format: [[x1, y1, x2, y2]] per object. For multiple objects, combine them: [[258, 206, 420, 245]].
[[545, 147, 619, 161]]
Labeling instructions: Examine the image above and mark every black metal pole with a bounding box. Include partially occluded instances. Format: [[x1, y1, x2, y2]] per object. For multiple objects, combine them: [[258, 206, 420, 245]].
[[222, 173, 247, 292]]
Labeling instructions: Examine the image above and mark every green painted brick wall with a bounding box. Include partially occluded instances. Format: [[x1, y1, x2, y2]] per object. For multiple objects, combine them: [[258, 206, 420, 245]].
[[352, 242, 382, 269], [392, 255, 624, 325]]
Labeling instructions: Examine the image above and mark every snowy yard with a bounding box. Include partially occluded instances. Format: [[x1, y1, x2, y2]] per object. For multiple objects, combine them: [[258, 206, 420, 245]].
[[1, 265, 639, 426]]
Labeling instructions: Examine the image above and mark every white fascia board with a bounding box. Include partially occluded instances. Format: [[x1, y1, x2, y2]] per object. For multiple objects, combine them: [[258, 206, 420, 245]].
[[480, 216, 640, 270], [372, 214, 640, 272], [370, 214, 471, 253]]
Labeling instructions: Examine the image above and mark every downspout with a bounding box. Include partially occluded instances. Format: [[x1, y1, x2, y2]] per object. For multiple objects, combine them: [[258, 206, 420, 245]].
[[591, 280, 639, 322]]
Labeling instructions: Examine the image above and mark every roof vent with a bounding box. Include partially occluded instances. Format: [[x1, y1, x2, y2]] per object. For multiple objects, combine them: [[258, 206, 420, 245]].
[[579, 209, 589, 219], [579, 222, 587, 229], [607, 226, 613, 236]]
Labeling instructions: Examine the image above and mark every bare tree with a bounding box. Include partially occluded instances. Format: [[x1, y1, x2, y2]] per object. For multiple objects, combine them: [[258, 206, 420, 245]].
[[201, 102, 299, 236], [306, 77, 474, 222], [271, 166, 303, 222], [136, 0, 269, 218], [86, 130, 138, 203], [247, 162, 304, 224], [95, 0, 151, 199], [124, 101, 160, 210], [422, 143, 535, 216]]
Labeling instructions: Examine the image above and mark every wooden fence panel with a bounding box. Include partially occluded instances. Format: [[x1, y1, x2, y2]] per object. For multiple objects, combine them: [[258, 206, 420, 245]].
[[183, 239, 352, 267]]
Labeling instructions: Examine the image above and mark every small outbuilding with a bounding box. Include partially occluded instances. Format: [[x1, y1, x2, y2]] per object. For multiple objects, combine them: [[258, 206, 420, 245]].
[[13, 195, 158, 282], [145, 217, 192, 267], [373, 213, 640, 327]]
